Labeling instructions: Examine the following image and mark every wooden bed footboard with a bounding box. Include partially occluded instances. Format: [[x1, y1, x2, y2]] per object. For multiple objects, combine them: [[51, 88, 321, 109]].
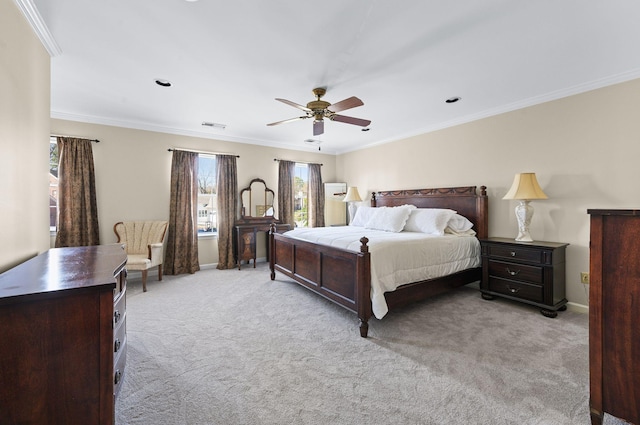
[[269, 226, 372, 337], [269, 185, 488, 338]]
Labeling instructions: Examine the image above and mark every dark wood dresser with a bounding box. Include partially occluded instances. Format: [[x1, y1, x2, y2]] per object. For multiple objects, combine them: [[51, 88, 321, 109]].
[[0, 244, 127, 425], [480, 237, 568, 317], [588, 210, 640, 425]]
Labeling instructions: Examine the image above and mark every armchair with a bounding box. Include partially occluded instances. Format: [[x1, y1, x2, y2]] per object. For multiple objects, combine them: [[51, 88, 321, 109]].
[[114, 221, 168, 292]]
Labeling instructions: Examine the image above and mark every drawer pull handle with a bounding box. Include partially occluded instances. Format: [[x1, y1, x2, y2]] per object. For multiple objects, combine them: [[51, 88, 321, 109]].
[[114, 310, 121, 324], [506, 268, 520, 276], [506, 285, 519, 294], [114, 338, 121, 353], [510, 251, 516, 257], [114, 369, 122, 385]]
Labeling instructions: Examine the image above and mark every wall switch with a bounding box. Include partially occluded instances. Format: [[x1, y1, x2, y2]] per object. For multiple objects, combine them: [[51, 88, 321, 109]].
[[581, 272, 590, 284]]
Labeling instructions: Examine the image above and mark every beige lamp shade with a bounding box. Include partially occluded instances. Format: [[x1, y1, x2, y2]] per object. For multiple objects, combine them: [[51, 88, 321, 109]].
[[503, 173, 548, 200], [343, 187, 363, 203]]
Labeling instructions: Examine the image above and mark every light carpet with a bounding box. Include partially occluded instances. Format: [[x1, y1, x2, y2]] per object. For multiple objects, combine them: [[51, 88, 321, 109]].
[[115, 263, 625, 425]]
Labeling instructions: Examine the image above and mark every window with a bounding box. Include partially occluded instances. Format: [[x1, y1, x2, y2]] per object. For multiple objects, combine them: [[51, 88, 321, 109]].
[[49, 137, 59, 231], [197, 154, 217, 235], [294, 163, 308, 227]]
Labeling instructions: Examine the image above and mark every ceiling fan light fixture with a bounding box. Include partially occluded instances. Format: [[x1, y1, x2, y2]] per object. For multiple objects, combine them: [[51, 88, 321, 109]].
[[268, 87, 370, 136]]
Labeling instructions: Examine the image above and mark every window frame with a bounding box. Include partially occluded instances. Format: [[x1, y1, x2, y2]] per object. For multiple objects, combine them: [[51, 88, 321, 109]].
[[196, 154, 218, 237], [293, 162, 309, 228]]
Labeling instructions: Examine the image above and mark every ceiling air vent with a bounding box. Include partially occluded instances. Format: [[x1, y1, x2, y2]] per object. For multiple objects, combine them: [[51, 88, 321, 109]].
[[202, 122, 226, 129]]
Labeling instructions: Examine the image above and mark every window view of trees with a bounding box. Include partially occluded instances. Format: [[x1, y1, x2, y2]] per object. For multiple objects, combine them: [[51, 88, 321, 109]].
[[197, 154, 217, 234], [49, 138, 59, 231], [294, 163, 308, 227]]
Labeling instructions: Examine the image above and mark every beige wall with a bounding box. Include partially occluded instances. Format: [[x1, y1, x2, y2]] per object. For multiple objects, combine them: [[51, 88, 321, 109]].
[[49, 119, 337, 266], [7, 0, 639, 308], [337, 77, 640, 309], [0, 0, 51, 272]]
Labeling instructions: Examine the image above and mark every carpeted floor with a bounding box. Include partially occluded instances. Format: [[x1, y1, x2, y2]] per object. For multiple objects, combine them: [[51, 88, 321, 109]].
[[115, 264, 626, 425]]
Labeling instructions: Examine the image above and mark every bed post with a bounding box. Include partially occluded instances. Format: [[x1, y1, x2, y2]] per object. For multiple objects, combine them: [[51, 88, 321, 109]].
[[357, 237, 372, 338], [370, 192, 377, 207], [475, 186, 489, 239], [269, 223, 276, 280]]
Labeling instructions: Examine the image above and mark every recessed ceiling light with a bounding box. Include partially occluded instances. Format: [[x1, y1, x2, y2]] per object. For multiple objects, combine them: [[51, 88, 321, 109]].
[[445, 96, 461, 103], [155, 79, 172, 87]]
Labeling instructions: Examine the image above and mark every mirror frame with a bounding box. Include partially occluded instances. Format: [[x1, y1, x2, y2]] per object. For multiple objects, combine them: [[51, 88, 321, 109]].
[[239, 178, 276, 221]]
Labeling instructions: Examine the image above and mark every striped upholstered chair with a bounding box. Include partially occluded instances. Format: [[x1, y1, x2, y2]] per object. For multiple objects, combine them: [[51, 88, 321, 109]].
[[114, 221, 168, 292]]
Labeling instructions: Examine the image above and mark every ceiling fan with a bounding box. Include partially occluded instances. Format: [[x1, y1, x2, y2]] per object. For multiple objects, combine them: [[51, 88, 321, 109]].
[[267, 87, 371, 136]]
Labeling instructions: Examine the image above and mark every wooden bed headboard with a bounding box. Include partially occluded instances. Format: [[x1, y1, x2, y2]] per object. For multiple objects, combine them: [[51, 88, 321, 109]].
[[370, 186, 488, 239]]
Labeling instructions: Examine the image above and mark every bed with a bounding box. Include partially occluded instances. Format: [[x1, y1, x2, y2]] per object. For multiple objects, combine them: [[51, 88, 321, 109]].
[[269, 186, 488, 337]]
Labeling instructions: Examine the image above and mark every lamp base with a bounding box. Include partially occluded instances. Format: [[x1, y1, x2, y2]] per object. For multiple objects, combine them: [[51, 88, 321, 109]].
[[348, 203, 358, 224], [514, 200, 534, 242]]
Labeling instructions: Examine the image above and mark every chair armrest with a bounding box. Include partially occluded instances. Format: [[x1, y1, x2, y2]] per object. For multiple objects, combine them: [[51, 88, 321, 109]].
[[148, 243, 164, 267]]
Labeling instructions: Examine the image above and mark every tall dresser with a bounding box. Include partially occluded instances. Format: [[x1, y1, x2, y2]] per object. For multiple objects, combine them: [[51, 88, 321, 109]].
[[0, 244, 127, 425], [588, 210, 640, 425]]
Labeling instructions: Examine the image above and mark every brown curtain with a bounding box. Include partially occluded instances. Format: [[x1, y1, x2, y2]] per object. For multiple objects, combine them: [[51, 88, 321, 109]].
[[277, 160, 295, 228], [216, 155, 238, 270], [164, 150, 200, 275], [54, 137, 100, 247], [308, 163, 325, 227]]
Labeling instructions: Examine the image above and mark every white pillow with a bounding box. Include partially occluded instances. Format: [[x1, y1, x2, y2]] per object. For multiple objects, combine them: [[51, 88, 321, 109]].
[[447, 213, 474, 233], [350, 206, 375, 227], [404, 208, 456, 235], [364, 205, 416, 232], [445, 227, 477, 236]]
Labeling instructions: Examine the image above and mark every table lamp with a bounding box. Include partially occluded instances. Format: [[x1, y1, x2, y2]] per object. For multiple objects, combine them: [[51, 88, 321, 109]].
[[503, 173, 548, 242], [343, 187, 362, 224]]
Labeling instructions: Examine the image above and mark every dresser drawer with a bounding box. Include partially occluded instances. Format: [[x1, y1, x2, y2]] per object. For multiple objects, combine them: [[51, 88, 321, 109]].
[[487, 260, 543, 284], [113, 288, 126, 328], [488, 277, 544, 303], [485, 244, 543, 264], [114, 316, 126, 356], [113, 338, 127, 398]]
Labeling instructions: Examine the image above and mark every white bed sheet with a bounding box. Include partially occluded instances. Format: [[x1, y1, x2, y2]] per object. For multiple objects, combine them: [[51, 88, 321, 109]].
[[282, 226, 481, 319]]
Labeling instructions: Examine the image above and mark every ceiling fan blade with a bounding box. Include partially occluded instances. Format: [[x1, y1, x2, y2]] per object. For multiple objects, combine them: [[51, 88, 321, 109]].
[[331, 114, 371, 127], [275, 98, 311, 112], [267, 116, 307, 126], [313, 120, 324, 136], [328, 96, 364, 113]]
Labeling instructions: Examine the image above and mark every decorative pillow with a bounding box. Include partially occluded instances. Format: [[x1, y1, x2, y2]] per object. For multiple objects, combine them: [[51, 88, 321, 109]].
[[364, 205, 416, 232], [447, 213, 474, 233], [404, 208, 457, 235], [350, 206, 375, 227]]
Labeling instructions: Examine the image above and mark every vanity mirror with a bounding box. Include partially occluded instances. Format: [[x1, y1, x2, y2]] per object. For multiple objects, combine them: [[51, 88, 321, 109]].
[[240, 178, 275, 219], [235, 178, 288, 270]]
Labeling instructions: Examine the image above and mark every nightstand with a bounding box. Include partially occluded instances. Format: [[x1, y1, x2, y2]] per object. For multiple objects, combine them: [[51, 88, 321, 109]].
[[480, 237, 569, 317]]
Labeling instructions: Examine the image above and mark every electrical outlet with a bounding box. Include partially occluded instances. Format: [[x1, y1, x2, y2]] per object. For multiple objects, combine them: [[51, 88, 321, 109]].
[[580, 272, 590, 284]]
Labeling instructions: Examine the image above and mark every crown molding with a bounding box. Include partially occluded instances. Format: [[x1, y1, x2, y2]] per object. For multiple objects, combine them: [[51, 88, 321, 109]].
[[13, 0, 62, 57]]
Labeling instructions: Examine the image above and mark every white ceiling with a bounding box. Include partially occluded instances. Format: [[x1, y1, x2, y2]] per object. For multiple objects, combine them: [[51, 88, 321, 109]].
[[27, 0, 640, 154]]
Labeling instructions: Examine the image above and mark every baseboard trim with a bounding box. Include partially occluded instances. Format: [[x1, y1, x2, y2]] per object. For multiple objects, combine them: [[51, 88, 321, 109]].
[[566, 301, 588, 314]]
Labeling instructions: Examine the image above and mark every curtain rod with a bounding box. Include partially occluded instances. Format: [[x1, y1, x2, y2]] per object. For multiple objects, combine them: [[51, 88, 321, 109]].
[[168, 148, 239, 157], [51, 134, 100, 142], [273, 158, 323, 166]]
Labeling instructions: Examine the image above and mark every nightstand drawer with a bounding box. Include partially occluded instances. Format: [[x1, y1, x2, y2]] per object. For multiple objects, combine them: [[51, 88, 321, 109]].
[[487, 260, 543, 284], [485, 244, 543, 264], [488, 277, 544, 303]]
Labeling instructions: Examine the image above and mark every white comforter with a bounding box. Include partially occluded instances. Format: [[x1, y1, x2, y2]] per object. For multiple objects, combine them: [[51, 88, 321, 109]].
[[282, 226, 481, 319]]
